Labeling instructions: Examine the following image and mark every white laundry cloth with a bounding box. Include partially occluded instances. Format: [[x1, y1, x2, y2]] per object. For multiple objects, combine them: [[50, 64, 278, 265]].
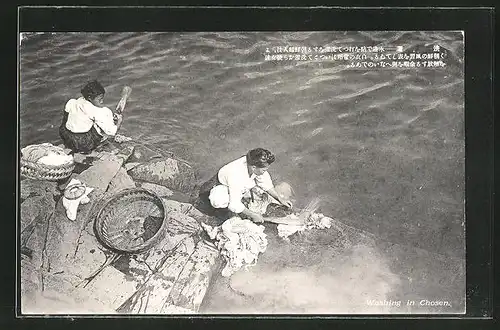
[[37, 153, 73, 166], [62, 179, 94, 221], [21, 143, 73, 165], [114, 134, 133, 143], [276, 224, 306, 240], [201, 216, 268, 277], [276, 212, 333, 241]]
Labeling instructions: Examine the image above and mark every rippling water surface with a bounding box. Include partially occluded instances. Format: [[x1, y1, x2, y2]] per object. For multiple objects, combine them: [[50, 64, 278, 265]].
[[20, 31, 465, 313]]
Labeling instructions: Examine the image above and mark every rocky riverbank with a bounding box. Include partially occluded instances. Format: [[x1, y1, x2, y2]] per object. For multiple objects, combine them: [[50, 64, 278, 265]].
[[20, 140, 466, 315], [20, 141, 222, 314]]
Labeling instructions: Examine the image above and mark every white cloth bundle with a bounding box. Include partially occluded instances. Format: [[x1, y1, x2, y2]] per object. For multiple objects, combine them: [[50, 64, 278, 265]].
[[37, 153, 74, 166], [201, 216, 268, 277], [21, 143, 73, 166], [114, 134, 133, 143], [62, 179, 94, 221]]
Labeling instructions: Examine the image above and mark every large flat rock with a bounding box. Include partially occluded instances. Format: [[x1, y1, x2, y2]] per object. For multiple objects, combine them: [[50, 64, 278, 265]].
[[21, 155, 222, 315], [106, 167, 136, 195], [72, 264, 139, 311], [77, 152, 130, 195], [163, 239, 222, 312], [20, 182, 57, 268], [40, 150, 132, 287], [136, 181, 174, 198], [128, 158, 197, 195], [125, 143, 164, 163], [116, 235, 199, 314], [116, 234, 221, 314], [162, 199, 216, 227]]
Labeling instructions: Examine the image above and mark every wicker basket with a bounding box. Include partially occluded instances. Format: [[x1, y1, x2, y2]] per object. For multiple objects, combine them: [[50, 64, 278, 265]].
[[93, 188, 168, 254], [20, 158, 75, 181]]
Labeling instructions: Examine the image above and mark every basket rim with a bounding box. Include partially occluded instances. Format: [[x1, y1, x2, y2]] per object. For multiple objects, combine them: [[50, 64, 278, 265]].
[[20, 167, 74, 181], [93, 187, 168, 254], [21, 157, 75, 169], [20, 172, 70, 181]]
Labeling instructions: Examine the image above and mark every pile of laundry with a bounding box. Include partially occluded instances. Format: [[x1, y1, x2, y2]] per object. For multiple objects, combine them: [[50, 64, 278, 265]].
[[21, 143, 73, 166], [201, 217, 268, 277], [276, 211, 333, 241]]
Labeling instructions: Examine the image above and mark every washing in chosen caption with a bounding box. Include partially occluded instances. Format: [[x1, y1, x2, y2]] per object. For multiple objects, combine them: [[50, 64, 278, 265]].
[[366, 299, 453, 308], [263, 45, 449, 68]]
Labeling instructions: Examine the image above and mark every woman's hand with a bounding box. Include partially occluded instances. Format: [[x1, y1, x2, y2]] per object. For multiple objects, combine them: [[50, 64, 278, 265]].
[[251, 213, 265, 224], [265, 187, 293, 209], [113, 113, 123, 124], [241, 208, 265, 224], [279, 198, 293, 209]]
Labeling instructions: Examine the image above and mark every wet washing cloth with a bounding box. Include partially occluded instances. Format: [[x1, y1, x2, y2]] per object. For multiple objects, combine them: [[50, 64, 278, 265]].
[[201, 217, 268, 277], [246, 191, 334, 241], [276, 212, 333, 241]]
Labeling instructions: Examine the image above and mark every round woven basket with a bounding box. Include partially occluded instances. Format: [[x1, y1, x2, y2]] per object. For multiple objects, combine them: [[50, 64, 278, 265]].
[[93, 188, 168, 254], [20, 158, 75, 181]]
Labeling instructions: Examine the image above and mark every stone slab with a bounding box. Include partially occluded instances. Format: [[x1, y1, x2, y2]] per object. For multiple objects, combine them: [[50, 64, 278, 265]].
[[116, 235, 198, 314], [42, 149, 131, 273], [77, 153, 126, 195], [106, 167, 136, 195], [137, 181, 174, 198], [163, 199, 216, 227], [73, 264, 139, 311], [128, 158, 197, 195], [163, 239, 222, 312]]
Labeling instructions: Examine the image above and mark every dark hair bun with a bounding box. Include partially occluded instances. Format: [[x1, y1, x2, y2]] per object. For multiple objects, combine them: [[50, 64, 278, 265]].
[[81, 80, 105, 100], [247, 148, 275, 167]]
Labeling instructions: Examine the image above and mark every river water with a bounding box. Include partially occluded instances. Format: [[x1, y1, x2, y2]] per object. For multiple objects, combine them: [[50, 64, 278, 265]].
[[19, 31, 465, 313]]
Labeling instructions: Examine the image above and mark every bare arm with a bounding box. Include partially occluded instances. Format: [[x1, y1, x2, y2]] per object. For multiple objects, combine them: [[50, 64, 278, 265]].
[[240, 207, 264, 223], [113, 113, 124, 130], [265, 187, 293, 208], [226, 185, 264, 223]]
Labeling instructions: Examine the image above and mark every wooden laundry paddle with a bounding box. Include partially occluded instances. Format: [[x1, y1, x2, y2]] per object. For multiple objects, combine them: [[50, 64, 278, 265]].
[[115, 86, 132, 114]]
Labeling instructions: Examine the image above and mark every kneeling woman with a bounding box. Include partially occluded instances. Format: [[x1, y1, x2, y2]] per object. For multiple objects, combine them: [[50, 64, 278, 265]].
[[197, 148, 293, 224], [59, 80, 130, 153]]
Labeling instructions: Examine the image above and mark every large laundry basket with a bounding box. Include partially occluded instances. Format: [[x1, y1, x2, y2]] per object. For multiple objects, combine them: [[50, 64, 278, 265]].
[[21, 158, 75, 181], [93, 188, 169, 254], [20, 144, 75, 181]]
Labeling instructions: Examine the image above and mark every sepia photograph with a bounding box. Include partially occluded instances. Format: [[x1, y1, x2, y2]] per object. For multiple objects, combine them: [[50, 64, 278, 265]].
[[18, 30, 465, 315]]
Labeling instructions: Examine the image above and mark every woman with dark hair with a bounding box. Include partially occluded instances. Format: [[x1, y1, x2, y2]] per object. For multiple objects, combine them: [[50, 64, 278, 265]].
[[59, 80, 131, 153], [196, 147, 293, 224]]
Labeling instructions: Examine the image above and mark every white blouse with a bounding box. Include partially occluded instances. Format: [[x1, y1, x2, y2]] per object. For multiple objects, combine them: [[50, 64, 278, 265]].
[[217, 156, 274, 213], [64, 97, 118, 136]]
